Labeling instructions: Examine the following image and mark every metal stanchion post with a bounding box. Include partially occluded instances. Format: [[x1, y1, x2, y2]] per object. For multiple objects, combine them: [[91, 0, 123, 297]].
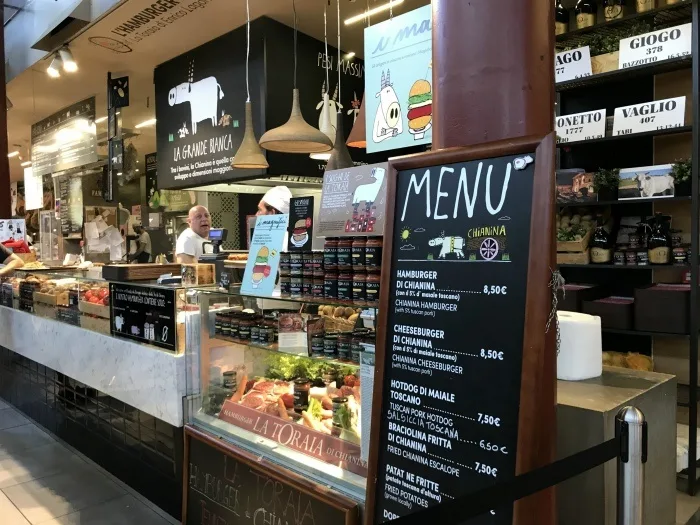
[[617, 406, 647, 525]]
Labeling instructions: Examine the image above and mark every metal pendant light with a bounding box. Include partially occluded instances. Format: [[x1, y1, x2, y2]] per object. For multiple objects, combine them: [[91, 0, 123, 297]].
[[259, 0, 332, 154], [233, 0, 269, 169], [325, 0, 354, 170], [310, 3, 335, 161], [346, 93, 367, 148]]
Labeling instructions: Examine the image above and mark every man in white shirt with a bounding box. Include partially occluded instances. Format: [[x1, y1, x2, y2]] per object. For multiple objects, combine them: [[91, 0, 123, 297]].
[[176, 205, 211, 263]]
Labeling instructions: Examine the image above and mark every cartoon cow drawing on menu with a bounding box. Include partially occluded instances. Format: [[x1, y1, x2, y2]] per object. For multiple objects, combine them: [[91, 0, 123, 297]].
[[373, 70, 403, 143], [429, 234, 466, 259], [168, 76, 224, 135]]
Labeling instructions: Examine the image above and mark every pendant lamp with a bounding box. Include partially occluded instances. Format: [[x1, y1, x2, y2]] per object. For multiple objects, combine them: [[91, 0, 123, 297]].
[[259, 0, 332, 154], [310, 4, 335, 161], [346, 93, 367, 148], [325, 0, 354, 170], [232, 0, 268, 169]]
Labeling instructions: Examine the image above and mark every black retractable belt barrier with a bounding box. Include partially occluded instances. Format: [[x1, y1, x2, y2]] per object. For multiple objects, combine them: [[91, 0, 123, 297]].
[[389, 435, 621, 525]]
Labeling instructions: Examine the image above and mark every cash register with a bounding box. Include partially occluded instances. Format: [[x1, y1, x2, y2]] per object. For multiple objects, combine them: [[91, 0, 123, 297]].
[[198, 228, 231, 289]]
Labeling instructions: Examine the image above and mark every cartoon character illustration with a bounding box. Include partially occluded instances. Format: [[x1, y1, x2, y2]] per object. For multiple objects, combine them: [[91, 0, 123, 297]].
[[168, 76, 225, 135], [114, 315, 125, 332], [352, 167, 386, 213], [290, 219, 310, 248], [315, 81, 344, 134], [407, 79, 432, 140], [178, 123, 189, 139], [373, 70, 403, 143], [347, 91, 362, 123], [250, 246, 272, 289], [428, 233, 465, 259]]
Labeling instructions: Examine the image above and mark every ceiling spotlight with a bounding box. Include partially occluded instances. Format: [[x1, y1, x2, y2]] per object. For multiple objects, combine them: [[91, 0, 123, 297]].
[[7, 151, 19, 158], [135, 118, 156, 129], [20, 161, 31, 167], [345, 0, 404, 24], [58, 46, 77, 72], [47, 54, 62, 78], [345, 51, 356, 58]]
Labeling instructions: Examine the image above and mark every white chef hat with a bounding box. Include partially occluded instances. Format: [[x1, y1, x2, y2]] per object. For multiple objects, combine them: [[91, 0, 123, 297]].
[[262, 186, 292, 215]]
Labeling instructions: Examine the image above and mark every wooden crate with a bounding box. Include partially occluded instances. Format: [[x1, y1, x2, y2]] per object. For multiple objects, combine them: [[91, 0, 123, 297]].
[[79, 300, 110, 319], [33, 291, 68, 306], [557, 250, 590, 265], [591, 51, 619, 75], [556, 229, 593, 253], [102, 263, 181, 281], [34, 303, 57, 320], [181, 264, 215, 286], [80, 314, 110, 335]]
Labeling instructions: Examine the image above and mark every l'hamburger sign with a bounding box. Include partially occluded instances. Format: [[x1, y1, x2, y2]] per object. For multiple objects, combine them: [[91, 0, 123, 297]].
[[364, 4, 433, 153], [287, 197, 314, 252]]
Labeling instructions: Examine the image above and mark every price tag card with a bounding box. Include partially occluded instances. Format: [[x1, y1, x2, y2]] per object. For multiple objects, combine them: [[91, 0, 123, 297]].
[[555, 109, 606, 144], [619, 23, 691, 69], [612, 96, 686, 136], [555, 46, 592, 83]]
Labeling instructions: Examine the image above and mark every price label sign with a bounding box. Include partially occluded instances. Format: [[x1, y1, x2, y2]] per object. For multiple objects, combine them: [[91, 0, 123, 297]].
[[555, 46, 593, 83], [619, 23, 691, 69], [555, 109, 606, 144], [612, 96, 686, 136]]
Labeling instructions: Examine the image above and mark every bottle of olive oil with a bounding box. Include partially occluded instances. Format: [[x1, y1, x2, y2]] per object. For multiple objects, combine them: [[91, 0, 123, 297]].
[[555, 0, 570, 35], [575, 0, 598, 29], [603, 0, 627, 21], [590, 216, 612, 264]]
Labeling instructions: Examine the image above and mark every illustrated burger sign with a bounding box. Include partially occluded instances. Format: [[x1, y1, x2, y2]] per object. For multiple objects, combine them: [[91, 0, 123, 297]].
[[407, 79, 432, 140]]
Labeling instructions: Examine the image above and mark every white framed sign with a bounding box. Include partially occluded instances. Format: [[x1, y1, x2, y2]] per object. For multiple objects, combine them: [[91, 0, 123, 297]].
[[612, 96, 686, 136], [619, 23, 691, 69], [555, 109, 606, 144], [555, 46, 593, 83]]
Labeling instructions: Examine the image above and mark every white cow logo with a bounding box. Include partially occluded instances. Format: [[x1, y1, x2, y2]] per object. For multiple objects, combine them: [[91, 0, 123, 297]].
[[373, 70, 403, 143], [428, 234, 465, 259], [635, 173, 675, 197], [352, 167, 386, 209], [315, 81, 343, 134], [168, 76, 224, 135]]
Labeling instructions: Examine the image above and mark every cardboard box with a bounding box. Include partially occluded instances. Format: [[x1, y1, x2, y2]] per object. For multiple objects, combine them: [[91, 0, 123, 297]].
[[181, 264, 215, 286], [558, 283, 605, 313], [583, 296, 634, 330], [634, 284, 690, 334]]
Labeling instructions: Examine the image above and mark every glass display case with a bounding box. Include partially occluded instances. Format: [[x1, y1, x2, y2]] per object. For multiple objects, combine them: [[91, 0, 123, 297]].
[[0, 269, 192, 354], [186, 287, 378, 501]]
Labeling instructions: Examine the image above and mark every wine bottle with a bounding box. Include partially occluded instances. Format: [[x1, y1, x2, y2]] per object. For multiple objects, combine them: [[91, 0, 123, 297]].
[[647, 213, 671, 265], [635, 0, 656, 13], [555, 0, 570, 35], [603, 0, 626, 21], [590, 216, 612, 264], [575, 0, 597, 29]]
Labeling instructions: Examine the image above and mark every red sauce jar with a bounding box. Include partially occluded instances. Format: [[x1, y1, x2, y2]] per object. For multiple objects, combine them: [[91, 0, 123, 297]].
[[337, 271, 353, 302], [337, 238, 353, 270], [324, 271, 338, 299], [366, 273, 380, 305], [352, 237, 367, 271], [323, 238, 338, 270], [352, 272, 367, 305], [365, 237, 383, 272]]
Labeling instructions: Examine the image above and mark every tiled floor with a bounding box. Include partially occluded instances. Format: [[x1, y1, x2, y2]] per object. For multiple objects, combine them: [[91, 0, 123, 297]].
[[0, 399, 177, 524]]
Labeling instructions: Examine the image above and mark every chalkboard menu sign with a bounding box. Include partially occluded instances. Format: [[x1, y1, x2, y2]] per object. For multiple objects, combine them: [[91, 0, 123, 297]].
[[366, 136, 557, 525], [109, 283, 177, 351], [184, 426, 359, 525]]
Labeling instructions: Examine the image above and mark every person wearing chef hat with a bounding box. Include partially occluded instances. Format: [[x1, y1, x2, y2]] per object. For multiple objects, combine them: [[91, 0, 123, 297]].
[[256, 186, 292, 218]]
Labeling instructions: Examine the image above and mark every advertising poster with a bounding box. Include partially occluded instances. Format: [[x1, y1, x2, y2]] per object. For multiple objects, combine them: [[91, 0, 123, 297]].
[[318, 163, 388, 236], [287, 196, 314, 251], [364, 5, 432, 153], [0, 219, 26, 243], [240, 214, 289, 297]]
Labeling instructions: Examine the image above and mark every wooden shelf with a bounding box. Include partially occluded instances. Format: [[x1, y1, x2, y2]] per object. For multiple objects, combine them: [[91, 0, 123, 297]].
[[602, 328, 688, 337]]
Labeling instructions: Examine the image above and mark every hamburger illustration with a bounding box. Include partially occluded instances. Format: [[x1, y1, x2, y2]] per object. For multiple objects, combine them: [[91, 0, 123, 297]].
[[290, 218, 310, 248], [407, 79, 433, 140], [251, 246, 271, 288]]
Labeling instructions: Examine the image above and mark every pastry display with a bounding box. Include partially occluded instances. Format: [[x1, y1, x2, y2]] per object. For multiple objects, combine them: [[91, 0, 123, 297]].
[[602, 351, 653, 371]]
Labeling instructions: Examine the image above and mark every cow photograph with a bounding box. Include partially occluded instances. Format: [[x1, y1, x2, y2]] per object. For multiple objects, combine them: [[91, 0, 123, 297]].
[[618, 164, 675, 200]]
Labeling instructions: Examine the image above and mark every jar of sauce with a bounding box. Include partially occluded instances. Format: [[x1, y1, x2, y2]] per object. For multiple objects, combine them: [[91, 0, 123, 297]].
[[337, 332, 353, 361], [239, 315, 252, 342], [312, 252, 324, 271], [311, 334, 325, 358], [352, 237, 366, 270], [279, 253, 291, 276], [673, 246, 688, 265], [324, 272, 338, 299], [290, 277, 303, 299], [302, 278, 314, 298], [352, 273, 367, 305], [351, 329, 369, 363], [366, 273, 381, 305], [290, 253, 303, 276], [280, 276, 291, 297], [337, 271, 352, 302], [250, 318, 261, 344], [230, 313, 240, 340], [323, 333, 338, 359], [365, 237, 383, 271], [332, 397, 349, 436], [221, 313, 231, 337], [337, 238, 353, 269], [312, 279, 324, 298], [302, 252, 314, 276], [323, 238, 339, 270], [215, 313, 223, 334], [293, 378, 311, 413]]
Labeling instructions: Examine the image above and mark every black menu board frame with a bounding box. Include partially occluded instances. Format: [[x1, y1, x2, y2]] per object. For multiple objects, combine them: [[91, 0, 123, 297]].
[[365, 134, 557, 525], [183, 426, 360, 525]]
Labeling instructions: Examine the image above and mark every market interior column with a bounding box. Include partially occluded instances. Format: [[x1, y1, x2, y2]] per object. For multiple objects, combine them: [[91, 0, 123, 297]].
[[0, 18, 10, 219], [432, 2, 556, 524]]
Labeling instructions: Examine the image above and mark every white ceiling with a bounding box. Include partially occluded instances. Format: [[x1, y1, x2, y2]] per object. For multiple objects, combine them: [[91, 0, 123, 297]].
[[6, 0, 429, 182]]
